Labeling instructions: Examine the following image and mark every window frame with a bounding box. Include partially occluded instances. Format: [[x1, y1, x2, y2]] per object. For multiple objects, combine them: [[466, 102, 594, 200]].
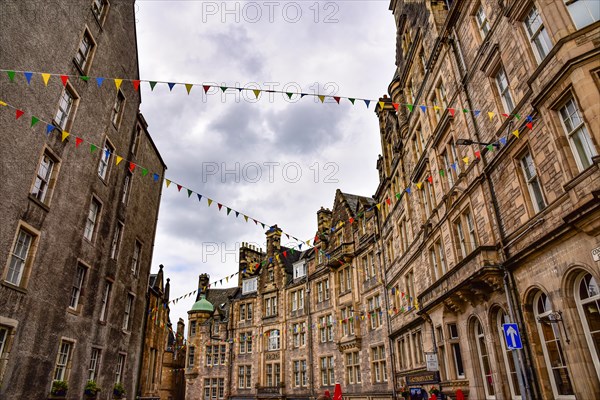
[[523, 5, 552, 63], [122, 293, 134, 332], [73, 27, 97, 74], [4, 222, 40, 289], [519, 151, 547, 214], [494, 65, 515, 114], [557, 95, 597, 172], [69, 262, 88, 311], [84, 196, 102, 242], [98, 138, 115, 181], [53, 339, 75, 382], [111, 89, 126, 130], [31, 147, 60, 206], [54, 83, 80, 131]]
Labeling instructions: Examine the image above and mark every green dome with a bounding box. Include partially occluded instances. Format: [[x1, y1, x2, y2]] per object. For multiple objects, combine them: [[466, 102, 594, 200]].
[[190, 295, 214, 313]]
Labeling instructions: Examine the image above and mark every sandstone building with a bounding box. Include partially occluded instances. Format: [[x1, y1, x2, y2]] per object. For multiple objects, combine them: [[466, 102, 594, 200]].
[[0, 1, 166, 398]]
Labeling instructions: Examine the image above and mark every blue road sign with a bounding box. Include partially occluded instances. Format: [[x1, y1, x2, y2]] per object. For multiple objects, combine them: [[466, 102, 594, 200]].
[[503, 323, 523, 350]]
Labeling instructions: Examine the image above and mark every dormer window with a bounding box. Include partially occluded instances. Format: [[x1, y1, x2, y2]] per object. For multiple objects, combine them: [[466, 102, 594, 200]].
[[293, 261, 306, 279], [242, 277, 257, 294]]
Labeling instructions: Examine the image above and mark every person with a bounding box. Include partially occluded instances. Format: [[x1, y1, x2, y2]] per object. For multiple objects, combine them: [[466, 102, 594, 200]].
[[317, 390, 332, 400]]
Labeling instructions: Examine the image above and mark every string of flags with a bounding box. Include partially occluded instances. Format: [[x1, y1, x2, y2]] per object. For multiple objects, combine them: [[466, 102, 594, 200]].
[[2, 68, 534, 121]]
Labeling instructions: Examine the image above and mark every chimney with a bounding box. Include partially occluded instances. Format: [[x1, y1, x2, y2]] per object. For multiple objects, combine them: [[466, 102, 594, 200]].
[[317, 207, 332, 236], [266, 225, 282, 258], [177, 318, 185, 346]]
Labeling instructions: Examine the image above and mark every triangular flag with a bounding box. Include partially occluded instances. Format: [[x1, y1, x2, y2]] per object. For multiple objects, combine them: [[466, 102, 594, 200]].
[[220, 86, 227, 93], [392, 103, 399, 110], [24, 72, 33, 85], [90, 144, 98, 153], [176, 184, 182, 192], [406, 104, 414, 112], [420, 105, 427, 113], [132, 80, 140, 91], [46, 124, 55, 135], [6, 70, 15, 81], [474, 110, 481, 117], [526, 122, 533, 130], [165, 179, 171, 188], [501, 113, 509, 118], [79, 76, 89, 82], [386, 198, 391, 205], [129, 162, 136, 172], [406, 187, 411, 194], [185, 84, 193, 95], [197, 193, 203, 202], [526, 115, 533, 122], [318, 95, 325, 103], [243, 215, 248, 222], [207, 198, 213, 207], [416, 182, 423, 190], [61, 131, 70, 141], [253, 89, 261, 98], [512, 129, 520, 139], [187, 189, 193, 198], [75, 137, 83, 148], [203, 85, 211, 93], [142, 168, 148, 177], [15, 109, 24, 120], [333, 96, 340, 104], [116, 156, 123, 165], [463, 157, 469, 165], [500, 137, 507, 146], [475, 150, 481, 159], [376, 203, 381, 210], [439, 169, 445, 177], [114, 79, 123, 90], [462, 108, 469, 113], [227, 207, 232, 215], [427, 176, 433, 184], [96, 77, 104, 87], [60, 75, 68, 86], [286, 92, 293, 99], [41, 73, 51, 86], [448, 108, 455, 117], [364, 99, 371, 108], [379, 101, 385, 110], [235, 211, 239, 218], [153, 173, 159, 182], [348, 98, 355, 104], [486, 144, 494, 151], [167, 82, 176, 91], [149, 81, 157, 90]]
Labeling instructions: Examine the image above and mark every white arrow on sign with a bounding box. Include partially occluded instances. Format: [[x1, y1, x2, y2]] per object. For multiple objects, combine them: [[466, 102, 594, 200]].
[[507, 326, 517, 347]]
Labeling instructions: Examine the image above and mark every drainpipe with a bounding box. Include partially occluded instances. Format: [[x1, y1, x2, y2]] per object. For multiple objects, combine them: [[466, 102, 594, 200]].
[[306, 264, 315, 400], [448, 28, 539, 400], [374, 208, 399, 400]]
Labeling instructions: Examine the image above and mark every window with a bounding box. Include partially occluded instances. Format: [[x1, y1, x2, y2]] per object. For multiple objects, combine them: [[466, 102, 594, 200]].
[[559, 96, 597, 171], [53, 340, 73, 381], [405, 270, 415, 309], [432, 81, 448, 123], [110, 222, 123, 259], [5, 226, 36, 287], [206, 345, 226, 366], [454, 209, 477, 261], [398, 336, 407, 370], [293, 322, 306, 348], [524, 6, 552, 62], [448, 323, 465, 378], [69, 264, 87, 309], [371, 345, 388, 383], [98, 140, 114, 180], [203, 378, 224, 399], [291, 289, 305, 311], [122, 294, 134, 331], [190, 321, 197, 337], [321, 356, 335, 386], [213, 323, 220, 335], [239, 332, 252, 353], [575, 273, 600, 382], [520, 152, 546, 213], [84, 197, 101, 241], [131, 240, 142, 275], [238, 366, 251, 388], [436, 326, 448, 381], [242, 277, 257, 294], [534, 292, 574, 397], [475, 4, 490, 38], [496, 310, 521, 397], [149, 348, 158, 386], [293, 261, 306, 279], [268, 268, 274, 282], [293, 360, 307, 387], [99, 281, 112, 322], [121, 171, 132, 204], [32, 150, 58, 204], [115, 354, 126, 383], [218, 378, 224, 399], [338, 266, 352, 294], [369, 294, 382, 329], [398, 216, 409, 253], [341, 307, 354, 336], [564, 0, 599, 29], [88, 348, 101, 381], [188, 346, 195, 367], [54, 86, 77, 130], [239, 302, 253, 321], [131, 125, 142, 156], [430, 240, 447, 281], [0, 326, 9, 364], [267, 330, 280, 351], [345, 351, 361, 384], [111, 90, 126, 128], [473, 320, 495, 398], [92, 0, 108, 22], [266, 363, 280, 386], [74, 29, 95, 73], [495, 66, 514, 113], [265, 296, 278, 317], [441, 150, 455, 189], [412, 330, 424, 365]]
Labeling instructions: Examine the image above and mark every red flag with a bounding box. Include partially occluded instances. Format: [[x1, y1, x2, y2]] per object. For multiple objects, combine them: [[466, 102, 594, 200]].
[[333, 383, 342, 400], [475, 150, 481, 159], [392, 103, 399, 110], [129, 162, 136, 172], [448, 108, 455, 117], [427, 176, 433, 184], [75, 137, 83, 147], [333, 96, 340, 104], [501, 113, 509, 118], [60, 75, 68, 86], [526, 122, 533, 130], [203, 85, 211, 93], [15, 109, 24, 119], [132, 80, 141, 91], [386, 198, 391, 205], [283, 251, 287, 258], [349, 217, 354, 224], [218, 203, 223, 211], [177, 184, 182, 192]]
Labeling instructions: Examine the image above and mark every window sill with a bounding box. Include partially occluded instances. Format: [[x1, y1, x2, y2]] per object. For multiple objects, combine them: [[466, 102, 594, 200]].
[[1, 281, 28, 294], [121, 329, 131, 335], [28, 194, 50, 212], [98, 320, 107, 326], [66, 307, 81, 316]]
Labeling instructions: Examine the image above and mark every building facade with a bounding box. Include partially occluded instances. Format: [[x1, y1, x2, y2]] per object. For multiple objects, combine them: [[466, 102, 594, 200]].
[[0, 1, 166, 399], [376, 0, 599, 399]]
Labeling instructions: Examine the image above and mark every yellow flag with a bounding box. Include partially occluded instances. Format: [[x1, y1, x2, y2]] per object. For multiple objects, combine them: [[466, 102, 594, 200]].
[[42, 73, 51, 86], [0, 100, 6, 106], [61, 131, 70, 141], [416, 182, 423, 190], [185, 84, 193, 95], [318, 95, 325, 103], [488, 112, 494, 120], [253, 89, 261, 98], [512, 129, 519, 138], [116, 156, 123, 165], [376, 203, 381, 210], [243, 215, 249, 222], [306, 240, 310, 246], [114, 79, 123, 90], [463, 157, 469, 165], [433, 105, 440, 111], [207, 198, 213, 207], [379, 101, 385, 110], [165, 179, 171, 188]]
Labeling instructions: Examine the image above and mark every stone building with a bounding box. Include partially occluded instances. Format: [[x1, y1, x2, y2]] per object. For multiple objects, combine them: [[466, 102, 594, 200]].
[[0, 1, 166, 399], [138, 265, 186, 400], [185, 190, 396, 400], [375, 0, 599, 399]]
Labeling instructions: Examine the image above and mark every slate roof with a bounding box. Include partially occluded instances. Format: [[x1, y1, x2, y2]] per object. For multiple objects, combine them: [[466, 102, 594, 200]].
[[340, 191, 375, 215]]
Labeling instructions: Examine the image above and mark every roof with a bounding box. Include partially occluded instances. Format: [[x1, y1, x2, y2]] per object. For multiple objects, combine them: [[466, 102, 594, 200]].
[[206, 287, 239, 311], [190, 295, 214, 313], [340, 191, 375, 215]]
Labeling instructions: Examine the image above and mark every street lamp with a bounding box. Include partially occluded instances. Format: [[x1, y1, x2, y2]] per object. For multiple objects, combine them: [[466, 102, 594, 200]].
[[456, 138, 494, 146]]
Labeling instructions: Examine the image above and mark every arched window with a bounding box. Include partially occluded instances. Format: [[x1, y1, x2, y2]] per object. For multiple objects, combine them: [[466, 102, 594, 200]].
[[495, 310, 521, 399], [473, 319, 495, 398], [534, 292, 574, 397], [267, 330, 280, 351], [575, 273, 600, 381]]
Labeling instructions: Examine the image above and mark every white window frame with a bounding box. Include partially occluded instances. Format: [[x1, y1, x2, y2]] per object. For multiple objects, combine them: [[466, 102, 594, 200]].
[[99, 281, 112, 322], [558, 96, 597, 172], [98, 140, 114, 181], [474, 320, 496, 399], [32, 151, 57, 204], [110, 222, 123, 259], [69, 264, 87, 310], [475, 4, 491, 38], [55, 87, 76, 130], [53, 340, 74, 381], [520, 152, 546, 213], [88, 348, 101, 381], [5, 226, 36, 287], [84, 197, 101, 241], [564, 0, 599, 29], [242, 277, 257, 294], [575, 273, 600, 383], [495, 66, 515, 113], [268, 330, 280, 351], [131, 240, 142, 275], [115, 353, 126, 383], [524, 6, 552, 63], [293, 261, 306, 279], [122, 294, 134, 331]]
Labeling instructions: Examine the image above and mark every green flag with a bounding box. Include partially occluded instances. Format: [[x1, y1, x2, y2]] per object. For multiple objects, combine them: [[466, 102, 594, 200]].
[[31, 116, 40, 127]]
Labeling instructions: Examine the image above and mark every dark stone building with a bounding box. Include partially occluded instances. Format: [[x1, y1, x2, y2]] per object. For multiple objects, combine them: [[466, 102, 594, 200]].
[[0, 1, 166, 399]]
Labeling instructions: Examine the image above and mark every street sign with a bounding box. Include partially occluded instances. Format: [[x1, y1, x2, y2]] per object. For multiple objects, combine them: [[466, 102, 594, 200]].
[[426, 353, 438, 372], [503, 323, 523, 350], [592, 246, 600, 262]]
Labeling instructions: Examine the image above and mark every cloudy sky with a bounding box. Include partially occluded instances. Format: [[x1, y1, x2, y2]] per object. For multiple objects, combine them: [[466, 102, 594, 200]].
[[136, 1, 397, 327]]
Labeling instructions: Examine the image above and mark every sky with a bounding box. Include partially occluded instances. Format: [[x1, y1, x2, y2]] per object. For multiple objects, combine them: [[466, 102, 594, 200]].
[[136, 1, 397, 329]]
